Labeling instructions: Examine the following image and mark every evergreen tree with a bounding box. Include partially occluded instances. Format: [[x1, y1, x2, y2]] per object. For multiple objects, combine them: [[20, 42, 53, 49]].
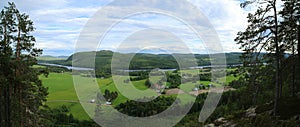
[[235, 0, 282, 115], [280, 0, 300, 97], [0, 2, 48, 126]]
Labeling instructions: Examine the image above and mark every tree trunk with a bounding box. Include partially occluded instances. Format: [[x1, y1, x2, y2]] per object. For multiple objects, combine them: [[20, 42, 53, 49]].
[[292, 43, 295, 97], [16, 23, 23, 127], [297, 24, 300, 93], [298, 25, 300, 76], [3, 16, 12, 127], [273, 0, 280, 116], [0, 84, 2, 127], [279, 64, 282, 98], [0, 94, 1, 126]]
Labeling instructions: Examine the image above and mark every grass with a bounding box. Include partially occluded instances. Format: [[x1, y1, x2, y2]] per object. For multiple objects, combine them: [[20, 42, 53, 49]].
[[40, 73, 91, 120], [32, 65, 46, 68], [37, 56, 67, 61], [96, 76, 156, 105], [40, 68, 239, 120], [218, 74, 239, 85], [179, 69, 201, 75], [179, 69, 215, 75], [46, 102, 90, 120], [179, 80, 223, 93], [40, 73, 156, 120], [40, 73, 77, 101]]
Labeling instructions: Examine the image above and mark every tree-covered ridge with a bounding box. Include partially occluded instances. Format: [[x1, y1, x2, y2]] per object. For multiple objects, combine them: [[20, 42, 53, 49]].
[[50, 50, 243, 68], [42, 50, 245, 78]]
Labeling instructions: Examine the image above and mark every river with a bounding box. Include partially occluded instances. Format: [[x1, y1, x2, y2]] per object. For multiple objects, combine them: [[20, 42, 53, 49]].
[[38, 63, 242, 72], [38, 63, 94, 71]]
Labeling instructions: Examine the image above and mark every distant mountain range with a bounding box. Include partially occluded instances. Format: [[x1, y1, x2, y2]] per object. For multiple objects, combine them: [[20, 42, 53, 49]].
[[38, 50, 243, 70]]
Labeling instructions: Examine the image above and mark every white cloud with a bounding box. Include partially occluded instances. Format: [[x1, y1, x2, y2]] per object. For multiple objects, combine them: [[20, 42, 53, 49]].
[[187, 0, 249, 51], [1, 0, 251, 56]]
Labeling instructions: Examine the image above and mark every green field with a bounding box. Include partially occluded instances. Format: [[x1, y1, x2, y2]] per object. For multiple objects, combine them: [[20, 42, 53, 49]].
[[40, 73, 91, 120], [40, 68, 239, 120], [37, 56, 67, 61], [40, 73, 160, 120], [97, 76, 157, 105]]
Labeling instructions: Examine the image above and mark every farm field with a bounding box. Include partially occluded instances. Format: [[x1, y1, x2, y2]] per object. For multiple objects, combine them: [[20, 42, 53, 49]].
[[40, 68, 239, 120], [40, 73, 159, 120], [40, 73, 91, 120]]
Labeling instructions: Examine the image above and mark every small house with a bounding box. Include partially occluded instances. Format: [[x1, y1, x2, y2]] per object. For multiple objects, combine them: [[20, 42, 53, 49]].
[[208, 84, 215, 88], [90, 99, 95, 103], [192, 87, 200, 91], [105, 101, 112, 105]]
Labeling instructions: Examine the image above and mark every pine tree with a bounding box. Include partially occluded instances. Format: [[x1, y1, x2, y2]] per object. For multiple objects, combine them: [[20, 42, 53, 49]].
[[235, 0, 282, 115], [0, 2, 48, 126], [279, 0, 299, 97]]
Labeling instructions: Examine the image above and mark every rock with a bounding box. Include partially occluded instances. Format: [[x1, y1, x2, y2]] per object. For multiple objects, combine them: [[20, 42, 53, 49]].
[[245, 107, 257, 117], [223, 121, 237, 127], [214, 117, 227, 126], [266, 109, 274, 115], [293, 114, 300, 120], [204, 123, 215, 127]]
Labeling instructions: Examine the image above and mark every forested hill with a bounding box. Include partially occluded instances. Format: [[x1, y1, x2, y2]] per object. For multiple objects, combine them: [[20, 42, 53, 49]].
[[40, 50, 243, 69]]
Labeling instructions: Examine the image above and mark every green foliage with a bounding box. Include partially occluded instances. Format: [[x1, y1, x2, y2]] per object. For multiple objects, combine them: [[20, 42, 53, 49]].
[[46, 66, 70, 73], [167, 73, 181, 88], [115, 96, 177, 117], [40, 73, 93, 120], [233, 113, 299, 127], [47, 50, 243, 71], [129, 71, 149, 81], [40, 105, 99, 127], [0, 2, 48, 126], [103, 89, 118, 102], [235, 0, 300, 116], [145, 78, 152, 88]]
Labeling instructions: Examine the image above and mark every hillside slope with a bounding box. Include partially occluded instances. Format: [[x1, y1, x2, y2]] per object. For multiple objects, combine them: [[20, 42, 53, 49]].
[[45, 50, 243, 69]]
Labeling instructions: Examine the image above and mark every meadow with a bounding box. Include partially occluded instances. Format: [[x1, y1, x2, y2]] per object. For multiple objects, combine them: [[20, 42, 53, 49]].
[[40, 73, 90, 120], [40, 68, 239, 120], [40, 73, 160, 120]]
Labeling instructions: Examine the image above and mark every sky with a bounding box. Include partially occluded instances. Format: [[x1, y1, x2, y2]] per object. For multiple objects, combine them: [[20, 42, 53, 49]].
[[0, 0, 252, 56]]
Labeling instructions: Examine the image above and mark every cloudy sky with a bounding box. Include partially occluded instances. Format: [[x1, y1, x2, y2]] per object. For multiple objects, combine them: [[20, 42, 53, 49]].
[[0, 0, 251, 56]]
